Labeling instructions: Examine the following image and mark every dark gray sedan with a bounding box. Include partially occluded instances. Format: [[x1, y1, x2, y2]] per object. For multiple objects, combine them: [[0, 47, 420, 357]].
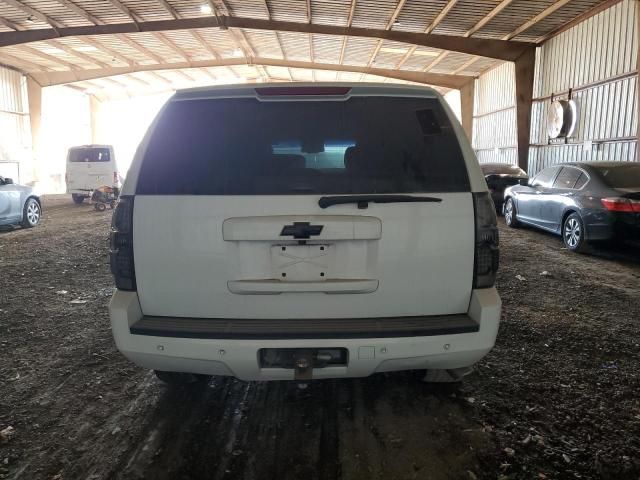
[[503, 162, 640, 252], [0, 176, 42, 228]]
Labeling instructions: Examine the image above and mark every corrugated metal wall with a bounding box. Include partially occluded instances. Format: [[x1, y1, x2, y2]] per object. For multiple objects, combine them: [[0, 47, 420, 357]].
[[529, 0, 638, 174], [472, 62, 517, 165], [472, 0, 638, 174], [0, 65, 32, 182]]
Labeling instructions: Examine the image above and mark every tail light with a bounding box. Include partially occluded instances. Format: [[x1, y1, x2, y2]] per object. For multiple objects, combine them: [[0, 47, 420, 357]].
[[601, 197, 640, 213], [110, 196, 136, 290], [473, 192, 499, 288]]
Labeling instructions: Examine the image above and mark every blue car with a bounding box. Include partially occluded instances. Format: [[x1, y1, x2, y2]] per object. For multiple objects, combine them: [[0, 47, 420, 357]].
[[0, 176, 42, 228]]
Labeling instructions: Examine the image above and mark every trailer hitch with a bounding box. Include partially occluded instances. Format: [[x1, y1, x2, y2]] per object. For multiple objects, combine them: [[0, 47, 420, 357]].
[[293, 349, 314, 381]]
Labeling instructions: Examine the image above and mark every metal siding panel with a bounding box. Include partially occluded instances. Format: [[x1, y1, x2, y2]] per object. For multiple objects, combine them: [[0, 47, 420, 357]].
[[0, 65, 32, 182], [528, 0, 638, 169], [472, 62, 518, 165]]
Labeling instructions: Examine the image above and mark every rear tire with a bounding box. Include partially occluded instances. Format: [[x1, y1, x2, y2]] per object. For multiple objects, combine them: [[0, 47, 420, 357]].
[[563, 212, 587, 253], [72, 194, 85, 204], [154, 370, 211, 386], [504, 198, 520, 228], [21, 198, 41, 228], [94, 202, 106, 212]]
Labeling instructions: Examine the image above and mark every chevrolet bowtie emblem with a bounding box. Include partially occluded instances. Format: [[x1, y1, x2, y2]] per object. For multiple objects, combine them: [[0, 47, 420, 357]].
[[280, 222, 324, 239]]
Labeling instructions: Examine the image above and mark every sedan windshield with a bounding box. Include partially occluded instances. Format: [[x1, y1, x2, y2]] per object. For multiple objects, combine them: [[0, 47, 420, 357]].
[[592, 164, 640, 188]]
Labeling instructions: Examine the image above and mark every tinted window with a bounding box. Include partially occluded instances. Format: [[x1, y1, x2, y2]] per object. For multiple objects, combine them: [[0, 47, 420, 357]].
[[136, 97, 469, 195], [552, 167, 582, 189], [480, 164, 526, 176], [592, 164, 640, 188], [531, 167, 559, 188], [574, 173, 588, 189], [69, 148, 111, 163]]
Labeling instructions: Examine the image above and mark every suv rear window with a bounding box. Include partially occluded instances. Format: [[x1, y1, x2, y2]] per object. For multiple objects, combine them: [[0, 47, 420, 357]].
[[69, 148, 110, 163], [136, 97, 469, 195]]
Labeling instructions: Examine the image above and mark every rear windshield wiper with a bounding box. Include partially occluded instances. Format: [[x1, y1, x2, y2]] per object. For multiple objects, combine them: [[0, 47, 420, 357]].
[[318, 194, 442, 209]]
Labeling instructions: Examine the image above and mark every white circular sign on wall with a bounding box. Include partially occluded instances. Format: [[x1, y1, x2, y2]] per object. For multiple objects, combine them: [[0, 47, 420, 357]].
[[547, 99, 577, 139]]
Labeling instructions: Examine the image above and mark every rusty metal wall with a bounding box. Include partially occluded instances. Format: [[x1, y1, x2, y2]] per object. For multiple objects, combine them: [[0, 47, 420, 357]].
[[472, 61, 517, 165], [0, 64, 31, 182], [529, 0, 638, 174]]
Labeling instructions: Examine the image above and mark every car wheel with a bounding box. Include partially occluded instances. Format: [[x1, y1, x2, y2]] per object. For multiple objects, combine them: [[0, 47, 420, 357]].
[[504, 198, 520, 228], [154, 370, 211, 385], [21, 198, 41, 228], [72, 194, 85, 204], [563, 212, 587, 252], [94, 202, 107, 212]]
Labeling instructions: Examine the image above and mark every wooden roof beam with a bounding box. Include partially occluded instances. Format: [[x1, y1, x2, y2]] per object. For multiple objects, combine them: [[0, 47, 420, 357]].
[[503, 0, 572, 40], [426, 0, 458, 34], [17, 44, 79, 69], [54, 0, 104, 25], [0, 16, 23, 31], [116, 34, 163, 63], [464, 0, 515, 37], [451, 56, 478, 75], [153, 0, 221, 60], [0, 51, 49, 71], [367, 0, 407, 68], [1, 0, 62, 32], [46, 39, 111, 68], [424, 50, 448, 72], [396, 0, 457, 69], [105, 0, 142, 24], [444, 0, 518, 77], [536, 0, 623, 43], [82, 36, 134, 66], [0, 16, 535, 61], [338, 0, 357, 65], [152, 32, 190, 63], [29, 57, 474, 89]]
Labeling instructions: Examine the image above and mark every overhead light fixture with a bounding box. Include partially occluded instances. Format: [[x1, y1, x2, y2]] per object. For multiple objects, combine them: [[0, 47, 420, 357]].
[[200, 4, 212, 14], [231, 48, 243, 57]]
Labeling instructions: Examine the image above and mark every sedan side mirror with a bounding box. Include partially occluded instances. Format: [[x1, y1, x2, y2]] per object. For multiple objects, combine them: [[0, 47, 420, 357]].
[[3, 177, 13, 185]]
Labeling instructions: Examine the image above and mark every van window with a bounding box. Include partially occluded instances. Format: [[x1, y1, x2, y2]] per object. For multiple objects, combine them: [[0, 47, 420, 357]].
[[69, 148, 111, 163], [136, 97, 469, 195]]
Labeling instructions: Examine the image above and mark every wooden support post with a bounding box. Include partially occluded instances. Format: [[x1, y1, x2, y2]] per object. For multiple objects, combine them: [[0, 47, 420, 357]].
[[637, 1, 639, 162], [89, 94, 101, 144], [26, 77, 42, 174], [459, 79, 475, 142], [514, 48, 536, 172]]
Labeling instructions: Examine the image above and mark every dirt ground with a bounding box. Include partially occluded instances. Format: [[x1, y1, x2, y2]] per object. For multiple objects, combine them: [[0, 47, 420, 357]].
[[0, 195, 639, 480]]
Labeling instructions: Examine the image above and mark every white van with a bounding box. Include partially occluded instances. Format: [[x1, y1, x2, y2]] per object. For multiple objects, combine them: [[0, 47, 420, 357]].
[[66, 144, 120, 203], [109, 83, 501, 385]]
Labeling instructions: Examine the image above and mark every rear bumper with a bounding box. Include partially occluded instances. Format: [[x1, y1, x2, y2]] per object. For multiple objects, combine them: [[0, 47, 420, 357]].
[[109, 289, 501, 381]]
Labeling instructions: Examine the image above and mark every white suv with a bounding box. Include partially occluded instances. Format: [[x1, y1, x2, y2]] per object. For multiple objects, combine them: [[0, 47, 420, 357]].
[[109, 83, 501, 384]]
